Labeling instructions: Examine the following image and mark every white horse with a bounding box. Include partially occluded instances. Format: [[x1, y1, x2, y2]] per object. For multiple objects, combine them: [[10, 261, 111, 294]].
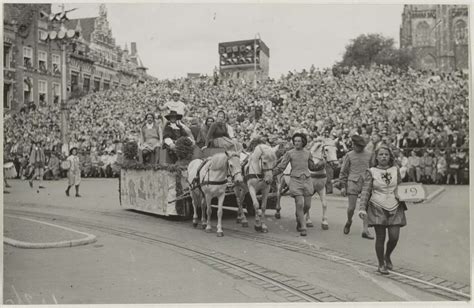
[[234, 144, 278, 233], [275, 138, 339, 230], [187, 151, 243, 237]]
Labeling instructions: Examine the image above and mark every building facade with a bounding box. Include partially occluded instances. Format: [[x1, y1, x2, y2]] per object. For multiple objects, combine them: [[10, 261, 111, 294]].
[[218, 39, 270, 83], [400, 5, 469, 72], [3, 3, 152, 111], [3, 3, 62, 111]]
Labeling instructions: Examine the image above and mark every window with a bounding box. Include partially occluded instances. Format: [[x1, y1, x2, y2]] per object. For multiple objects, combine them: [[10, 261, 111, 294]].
[[414, 21, 431, 47], [38, 30, 47, 42], [38, 80, 47, 105], [83, 75, 90, 93], [52, 83, 61, 104], [71, 71, 79, 92], [4, 83, 11, 109], [23, 46, 33, 67], [3, 44, 11, 69], [52, 54, 60, 74], [24, 78, 32, 104], [94, 78, 101, 92], [103, 81, 110, 90], [38, 50, 47, 72], [454, 20, 468, 45]]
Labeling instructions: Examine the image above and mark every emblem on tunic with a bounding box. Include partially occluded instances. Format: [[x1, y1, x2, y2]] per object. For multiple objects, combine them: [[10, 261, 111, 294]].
[[381, 172, 392, 185]]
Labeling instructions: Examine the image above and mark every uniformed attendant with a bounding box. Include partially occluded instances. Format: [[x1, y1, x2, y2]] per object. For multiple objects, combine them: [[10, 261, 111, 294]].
[[273, 133, 324, 236]]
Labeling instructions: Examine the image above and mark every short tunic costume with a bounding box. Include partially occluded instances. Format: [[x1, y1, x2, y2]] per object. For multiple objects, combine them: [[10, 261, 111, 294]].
[[359, 166, 407, 227], [339, 149, 373, 195], [274, 149, 317, 197], [29, 146, 46, 169]]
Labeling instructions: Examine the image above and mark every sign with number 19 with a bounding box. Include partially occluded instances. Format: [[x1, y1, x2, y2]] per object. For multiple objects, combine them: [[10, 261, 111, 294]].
[[396, 183, 426, 202]]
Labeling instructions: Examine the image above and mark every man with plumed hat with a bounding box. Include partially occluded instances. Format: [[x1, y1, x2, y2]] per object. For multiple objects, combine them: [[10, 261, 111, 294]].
[[162, 110, 194, 163], [339, 134, 374, 239]]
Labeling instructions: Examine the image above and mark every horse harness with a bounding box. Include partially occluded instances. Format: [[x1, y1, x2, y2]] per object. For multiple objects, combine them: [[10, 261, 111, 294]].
[[244, 150, 273, 183], [310, 143, 336, 179], [190, 153, 241, 191], [279, 143, 337, 181]]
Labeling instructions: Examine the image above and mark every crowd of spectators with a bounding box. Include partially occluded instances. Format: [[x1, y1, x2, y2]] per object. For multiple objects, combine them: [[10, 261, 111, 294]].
[[4, 64, 469, 184]]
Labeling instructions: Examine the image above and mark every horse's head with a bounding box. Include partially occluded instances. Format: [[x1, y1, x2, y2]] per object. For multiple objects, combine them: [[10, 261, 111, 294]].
[[310, 139, 339, 169], [225, 150, 243, 184], [254, 144, 278, 184]]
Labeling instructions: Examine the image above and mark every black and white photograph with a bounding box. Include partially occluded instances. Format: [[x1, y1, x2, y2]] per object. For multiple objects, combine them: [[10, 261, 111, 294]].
[[2, 1, 472, 305]]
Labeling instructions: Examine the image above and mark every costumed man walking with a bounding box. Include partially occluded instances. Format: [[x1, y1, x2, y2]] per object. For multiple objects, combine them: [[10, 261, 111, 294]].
[[339, 135, 374, 239], [28, 140, 46, 189], [65, 147, 82, 197]]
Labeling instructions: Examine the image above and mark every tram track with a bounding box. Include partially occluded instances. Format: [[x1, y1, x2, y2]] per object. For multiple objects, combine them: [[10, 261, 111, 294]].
[[6, 204, 470, 301], [226, 229, 471, 301], [5, 208, 342, 303]]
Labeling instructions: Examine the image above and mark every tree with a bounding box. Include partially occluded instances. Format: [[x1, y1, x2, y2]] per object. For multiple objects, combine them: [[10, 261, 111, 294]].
[[336, 33, 414, 71]]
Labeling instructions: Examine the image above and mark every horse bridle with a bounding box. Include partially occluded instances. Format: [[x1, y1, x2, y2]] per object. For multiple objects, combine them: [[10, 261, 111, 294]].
[[313, 143, 338, 163], [225, 151, 242, 181], [249, 145, 274, 181]]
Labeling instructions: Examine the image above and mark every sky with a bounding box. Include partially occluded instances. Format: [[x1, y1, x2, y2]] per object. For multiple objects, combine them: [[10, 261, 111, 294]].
[[55, 2, 405, 79]]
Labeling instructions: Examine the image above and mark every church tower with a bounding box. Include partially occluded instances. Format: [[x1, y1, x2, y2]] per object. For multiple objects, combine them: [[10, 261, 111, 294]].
[[399, 5, 468, 72]]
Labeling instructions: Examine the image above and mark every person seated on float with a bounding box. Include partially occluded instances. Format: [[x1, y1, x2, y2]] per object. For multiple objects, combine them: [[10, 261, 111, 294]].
[[205, 110, 236, 150], [196, 116, 215, 148], [138, 113, 162, 164], [163, 110, 195, 162], [160, 89, 187, 125]]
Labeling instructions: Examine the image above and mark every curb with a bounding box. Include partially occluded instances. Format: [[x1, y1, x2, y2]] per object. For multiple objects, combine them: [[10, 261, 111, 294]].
[[425, 187, 446, 203], [4, 215, 97, 249]]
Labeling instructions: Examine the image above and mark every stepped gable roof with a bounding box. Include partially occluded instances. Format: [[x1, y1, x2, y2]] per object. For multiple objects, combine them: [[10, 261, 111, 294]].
[[65, 17, 97, 42]]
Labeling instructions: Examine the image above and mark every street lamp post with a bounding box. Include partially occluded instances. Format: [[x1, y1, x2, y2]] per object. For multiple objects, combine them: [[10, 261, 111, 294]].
[[253, 33, 260, 89], [60, 42, 68, 146], [43, 5, 79, 147]]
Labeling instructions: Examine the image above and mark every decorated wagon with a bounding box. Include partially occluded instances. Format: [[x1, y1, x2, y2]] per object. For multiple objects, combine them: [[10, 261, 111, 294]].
[[119, 144, 278, 219]]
